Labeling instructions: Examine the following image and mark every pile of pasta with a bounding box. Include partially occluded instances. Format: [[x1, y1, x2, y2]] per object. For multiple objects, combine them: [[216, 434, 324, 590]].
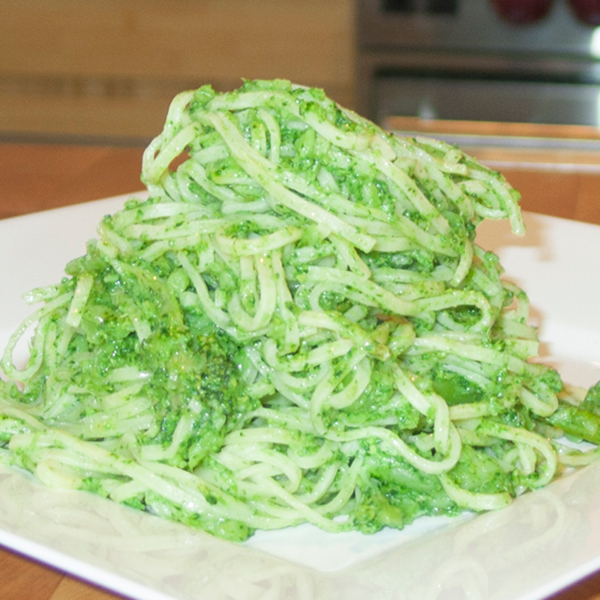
[[1, 79, 597, 541]]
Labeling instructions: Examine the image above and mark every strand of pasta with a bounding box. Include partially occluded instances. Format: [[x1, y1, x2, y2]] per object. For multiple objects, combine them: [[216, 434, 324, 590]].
[[326, 424, 462, 474], [438, 474, 512, 511], [477, 420, 557, 487], [306, 266, 494, 331], [205, 111, 377, 253], [1, 293, 72, 382]]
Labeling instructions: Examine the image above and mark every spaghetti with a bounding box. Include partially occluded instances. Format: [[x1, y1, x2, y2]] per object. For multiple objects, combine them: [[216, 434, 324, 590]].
[[1, 79, 599, 541]]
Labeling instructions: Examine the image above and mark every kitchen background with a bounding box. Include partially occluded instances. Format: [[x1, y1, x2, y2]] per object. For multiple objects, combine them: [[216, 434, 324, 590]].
[[0, 0, 354, 144], [3, 0, 600, 144]]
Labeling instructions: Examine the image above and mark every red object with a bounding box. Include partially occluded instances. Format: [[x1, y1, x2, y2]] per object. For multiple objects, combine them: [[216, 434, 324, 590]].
[[491, 0, 554, 24], [568, 0, 600, 25]]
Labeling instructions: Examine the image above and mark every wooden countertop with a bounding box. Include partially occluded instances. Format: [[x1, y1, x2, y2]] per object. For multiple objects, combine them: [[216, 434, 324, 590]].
[[0, 139, 599, 600]]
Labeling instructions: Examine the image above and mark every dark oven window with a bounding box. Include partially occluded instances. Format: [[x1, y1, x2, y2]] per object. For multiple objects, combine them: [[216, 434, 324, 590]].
[[382, 0, 458, 14]]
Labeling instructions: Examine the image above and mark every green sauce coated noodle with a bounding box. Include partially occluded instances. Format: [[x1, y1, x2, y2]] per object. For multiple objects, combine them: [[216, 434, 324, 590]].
[[1, 79, 598, 541]]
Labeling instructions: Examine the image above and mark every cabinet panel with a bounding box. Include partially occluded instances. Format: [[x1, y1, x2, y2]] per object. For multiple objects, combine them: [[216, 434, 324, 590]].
[[0, 0, 354, 141]]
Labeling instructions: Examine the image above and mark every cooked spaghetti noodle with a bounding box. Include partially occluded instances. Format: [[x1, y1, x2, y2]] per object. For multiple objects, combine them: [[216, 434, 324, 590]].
[[1, 79, 599, 541]]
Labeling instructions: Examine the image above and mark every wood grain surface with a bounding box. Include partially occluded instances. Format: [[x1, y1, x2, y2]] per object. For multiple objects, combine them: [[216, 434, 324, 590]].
[[0, 140, 599, 600], [0, 0, 354, 141]]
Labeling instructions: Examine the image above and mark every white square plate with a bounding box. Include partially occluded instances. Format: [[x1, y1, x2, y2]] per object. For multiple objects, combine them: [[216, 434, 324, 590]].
[[0, 195, 599, 600]]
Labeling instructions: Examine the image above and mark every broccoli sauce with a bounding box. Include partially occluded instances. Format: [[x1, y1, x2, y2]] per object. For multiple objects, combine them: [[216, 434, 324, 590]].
[[1, 79, 598, 541]]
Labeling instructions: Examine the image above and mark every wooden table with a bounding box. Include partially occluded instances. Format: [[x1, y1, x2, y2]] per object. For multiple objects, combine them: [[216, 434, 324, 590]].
[[0, 140, 600, 600]]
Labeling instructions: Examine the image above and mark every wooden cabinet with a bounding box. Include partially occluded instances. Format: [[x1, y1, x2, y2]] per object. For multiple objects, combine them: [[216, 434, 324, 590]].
[[0, 0, 354, 141]]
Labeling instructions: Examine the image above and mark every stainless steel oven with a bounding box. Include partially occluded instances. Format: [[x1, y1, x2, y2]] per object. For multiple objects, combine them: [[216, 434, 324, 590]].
[[356, 0, 600, 127]]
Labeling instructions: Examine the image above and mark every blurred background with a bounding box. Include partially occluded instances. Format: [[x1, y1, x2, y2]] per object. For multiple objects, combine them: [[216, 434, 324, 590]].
[[358, 0, 600, 126], [0, 0, 354, 145], [4, 0, 600, 144]]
